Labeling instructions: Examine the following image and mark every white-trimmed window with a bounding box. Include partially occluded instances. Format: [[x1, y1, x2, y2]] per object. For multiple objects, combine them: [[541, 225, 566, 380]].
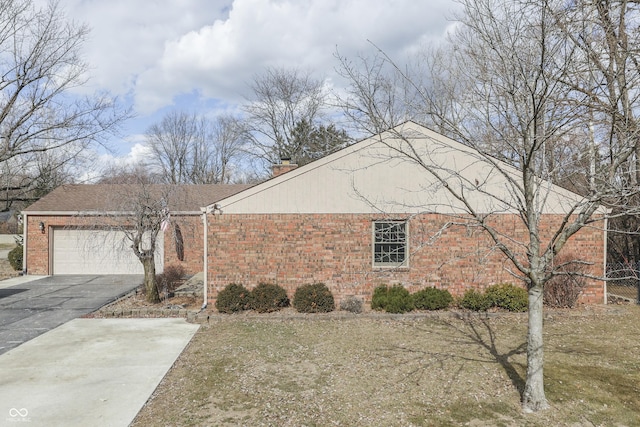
[[373, 221, 408, 267]]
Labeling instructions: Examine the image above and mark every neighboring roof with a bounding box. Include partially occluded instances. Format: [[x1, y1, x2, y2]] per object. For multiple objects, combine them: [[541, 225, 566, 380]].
[[207, 121, 597, 215], [0, 210, 17, 222], [23, 184, 252, 214]]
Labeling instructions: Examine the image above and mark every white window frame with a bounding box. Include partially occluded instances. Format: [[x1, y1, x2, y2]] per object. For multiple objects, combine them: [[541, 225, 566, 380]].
[[372, 220, 409, 268]]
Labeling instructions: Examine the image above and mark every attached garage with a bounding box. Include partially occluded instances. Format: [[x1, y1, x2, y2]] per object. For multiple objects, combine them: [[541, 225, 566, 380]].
[[51, 228, 164, 275], [22, 184, 251, 277]]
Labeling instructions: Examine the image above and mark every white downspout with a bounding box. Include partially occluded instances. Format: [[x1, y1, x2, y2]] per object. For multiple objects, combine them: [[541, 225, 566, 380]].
[[21, 212, 27, 275], [201, 207, 208, 310]]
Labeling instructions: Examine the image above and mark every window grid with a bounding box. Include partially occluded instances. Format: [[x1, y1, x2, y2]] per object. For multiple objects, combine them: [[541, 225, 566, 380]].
[[373, 221, 408, 267]]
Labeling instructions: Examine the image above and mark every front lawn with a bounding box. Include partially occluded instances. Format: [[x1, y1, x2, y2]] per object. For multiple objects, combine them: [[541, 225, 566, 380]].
[[132, 306, 640, 426]]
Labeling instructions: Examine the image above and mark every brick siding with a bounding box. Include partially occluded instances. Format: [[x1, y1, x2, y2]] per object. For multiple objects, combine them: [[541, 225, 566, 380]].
[[163, 216, 204, 274], [25, 214, 203, 276], [207, 213, 605, 306]]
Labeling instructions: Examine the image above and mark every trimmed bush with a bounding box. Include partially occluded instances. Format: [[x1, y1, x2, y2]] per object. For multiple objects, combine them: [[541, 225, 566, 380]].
[[250, 283, 290, 313], [371, 284, 414, 313], [544, 254, 586, 308], [340, 296, 363, 314], [155, 264, 186, 297], [8, 244, 22, 271], [371, 285, 388, 311], [216, 283, 251, 314], [412, 287, 453, 310], [459, 289, 492, 311], [293, 283, 335, 313], [544, 276, 584, 308], [485, 283, 528, 312]]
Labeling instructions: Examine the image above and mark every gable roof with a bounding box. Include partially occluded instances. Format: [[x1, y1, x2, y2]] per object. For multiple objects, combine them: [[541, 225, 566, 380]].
[[24, 184, 252, 214], [206, 121, 595, 215]]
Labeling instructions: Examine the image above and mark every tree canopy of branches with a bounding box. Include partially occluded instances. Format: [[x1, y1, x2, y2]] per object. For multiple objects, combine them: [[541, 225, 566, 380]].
[[145, 111, 246, 184], [97, 163, 160, 185], [0, 0, 129, 209], [244, 66, 350, 168], [555, 0, 640, 268], [96, 182, 173, 302], [338, 0, 640, 413]]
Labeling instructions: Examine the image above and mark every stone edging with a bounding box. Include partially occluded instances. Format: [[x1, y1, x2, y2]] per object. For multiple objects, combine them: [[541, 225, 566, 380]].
[[87, 307, 203, 321], [88, 303, 627, 323]]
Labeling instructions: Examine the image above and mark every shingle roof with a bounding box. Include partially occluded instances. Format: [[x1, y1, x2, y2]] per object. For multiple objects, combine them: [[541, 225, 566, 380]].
[[23, 184, 252, 213]]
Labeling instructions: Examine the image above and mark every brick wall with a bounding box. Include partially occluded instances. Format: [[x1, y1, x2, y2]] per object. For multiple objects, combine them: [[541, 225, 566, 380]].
[[207, 213, 606, 306], [163, 216, 204, 274], [25, 214, 203, 276]]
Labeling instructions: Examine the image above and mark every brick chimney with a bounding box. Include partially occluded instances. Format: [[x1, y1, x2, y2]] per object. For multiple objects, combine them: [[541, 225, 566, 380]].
[[272, 157, 298, 177]]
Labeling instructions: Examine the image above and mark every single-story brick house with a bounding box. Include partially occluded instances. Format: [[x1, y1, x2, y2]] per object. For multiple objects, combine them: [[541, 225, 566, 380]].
[[203, 122, 607, 306], [22, 184, 249, 276]]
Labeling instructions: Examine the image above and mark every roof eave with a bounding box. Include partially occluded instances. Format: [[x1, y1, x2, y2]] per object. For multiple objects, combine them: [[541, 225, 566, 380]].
[[22, 210, 202, 216]]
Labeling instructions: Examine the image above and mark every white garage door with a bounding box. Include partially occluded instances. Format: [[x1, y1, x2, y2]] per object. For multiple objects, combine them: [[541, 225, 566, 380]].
[[52, 229, 164, 275]]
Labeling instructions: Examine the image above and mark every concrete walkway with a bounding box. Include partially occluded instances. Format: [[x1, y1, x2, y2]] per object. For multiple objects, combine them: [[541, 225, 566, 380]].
[[0, 318, 199, 426]]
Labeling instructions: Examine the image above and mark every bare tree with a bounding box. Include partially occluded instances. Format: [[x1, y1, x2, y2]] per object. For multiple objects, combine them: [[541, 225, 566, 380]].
[[146, 111, 205, 184], [0, 149, 76, 209], [97, 162, 160, 184], [337, 0, 640, 412], [94, 182, 173, 303], [193, 114, 247, 184], [549, 1, 640, 267], [122, 185, 167, 303], [146, 111, 246, 184], [244, 66, 348, 167], [0, 0, 129, 207]]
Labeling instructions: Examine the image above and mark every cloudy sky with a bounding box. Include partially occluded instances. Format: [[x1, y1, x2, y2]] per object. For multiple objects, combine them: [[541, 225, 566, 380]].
[[59, 0, 459, 167]]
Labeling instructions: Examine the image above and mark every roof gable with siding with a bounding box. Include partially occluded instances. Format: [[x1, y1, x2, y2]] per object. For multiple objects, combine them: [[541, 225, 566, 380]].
[[208, 122, 590, 215]]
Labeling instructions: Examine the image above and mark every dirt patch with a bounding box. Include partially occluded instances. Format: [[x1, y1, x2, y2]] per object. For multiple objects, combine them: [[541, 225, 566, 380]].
[[85, 286, 203, 319]]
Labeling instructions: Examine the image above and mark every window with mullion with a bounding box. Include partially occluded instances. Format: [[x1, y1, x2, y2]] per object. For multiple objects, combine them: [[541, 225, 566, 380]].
[[373, 221, 408, 267]]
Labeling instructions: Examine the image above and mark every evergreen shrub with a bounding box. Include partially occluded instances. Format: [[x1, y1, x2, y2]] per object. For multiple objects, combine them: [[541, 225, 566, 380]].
[[8, 244, 22, 271], [371, 284, 414, 313], [250, 283, 290, 313], [486, 283, 528, 312], [293, 283, 335, 313], [459, 289, 492, 311], [412, 287, 453, 310], [216, 283, 251, 313]]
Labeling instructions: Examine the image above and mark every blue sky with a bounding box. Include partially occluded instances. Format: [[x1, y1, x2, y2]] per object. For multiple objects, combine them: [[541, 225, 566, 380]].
[[59, 0, 459, 172]]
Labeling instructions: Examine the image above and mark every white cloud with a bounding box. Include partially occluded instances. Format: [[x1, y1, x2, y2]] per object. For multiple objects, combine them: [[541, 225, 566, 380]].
[[78, 142, 152, 183], [126, 142, 154, 165], [64, 0, 458, 114], [56, 0, 459, 164], [62, 0, 232, 95]]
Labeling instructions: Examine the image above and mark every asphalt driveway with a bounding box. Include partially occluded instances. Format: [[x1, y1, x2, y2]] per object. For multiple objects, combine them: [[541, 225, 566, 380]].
[[0, 275, 142, 355]]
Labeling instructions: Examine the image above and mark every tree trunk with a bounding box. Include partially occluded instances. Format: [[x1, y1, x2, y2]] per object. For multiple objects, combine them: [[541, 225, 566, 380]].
[[522, 283, 549, 412], [142, 255, 159, 303]]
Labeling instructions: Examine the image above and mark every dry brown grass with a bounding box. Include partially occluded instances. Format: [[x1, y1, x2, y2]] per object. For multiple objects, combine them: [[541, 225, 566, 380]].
[[131, 306, 640, 426], [608, 284, 637, 301], [0, 259, 20, 280]]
